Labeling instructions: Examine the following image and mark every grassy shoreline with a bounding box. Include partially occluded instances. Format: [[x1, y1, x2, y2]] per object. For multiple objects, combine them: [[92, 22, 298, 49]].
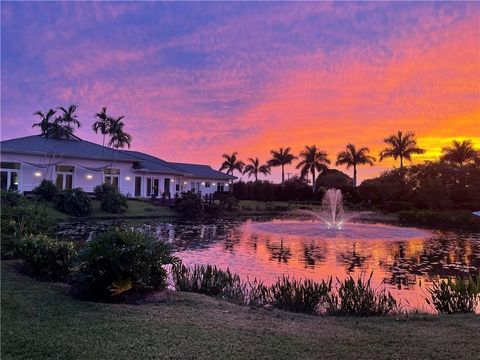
[[2, 261, 480, 359]]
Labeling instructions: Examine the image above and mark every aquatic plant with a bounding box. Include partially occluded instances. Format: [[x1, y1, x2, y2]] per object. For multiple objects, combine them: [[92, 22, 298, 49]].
[[427, 275, 480, 314], [327, 272, 398, 316], [268, 276, 332, 314]]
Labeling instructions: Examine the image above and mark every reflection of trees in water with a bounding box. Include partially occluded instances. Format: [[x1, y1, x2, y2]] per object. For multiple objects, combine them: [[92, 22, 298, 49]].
[[380, 234, 480, 289], [336, 243, 370, 273], [302, 241, 328, 268], [266, 238, 292, 263]]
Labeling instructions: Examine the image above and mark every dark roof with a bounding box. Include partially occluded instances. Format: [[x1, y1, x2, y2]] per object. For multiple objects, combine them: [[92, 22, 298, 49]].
[[1, 135, 235, 180], [170, 162, 235, 180], [0, 135, 134, 162], [120, 150, 185, 175]]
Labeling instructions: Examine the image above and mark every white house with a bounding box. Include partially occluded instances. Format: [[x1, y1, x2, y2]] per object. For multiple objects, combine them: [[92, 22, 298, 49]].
[[0, 135, 235, 198]]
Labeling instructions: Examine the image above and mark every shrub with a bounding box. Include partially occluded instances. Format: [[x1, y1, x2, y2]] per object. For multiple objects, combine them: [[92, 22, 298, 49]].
[[217, 194, 239, 212], [93, 183, 115, 200], [172, 264, 268, 306], [1, 202, 55, 258], [33, 179, 59, 201], [101, 189, 128, 213], [327, 273, 397, 316], [427, 275, 480, 314], [54, 188, 92, 217], [175, 191, 203, 217], [70, 229, 179, 302], [0, 189, 22, 207], [18, 234, 76, 281], [268, 276, 332, 314]]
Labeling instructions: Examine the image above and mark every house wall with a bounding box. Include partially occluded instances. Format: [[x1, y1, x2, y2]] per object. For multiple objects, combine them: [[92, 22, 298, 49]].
[[1, 152, 229, 198], [1, 153, 135, 194]]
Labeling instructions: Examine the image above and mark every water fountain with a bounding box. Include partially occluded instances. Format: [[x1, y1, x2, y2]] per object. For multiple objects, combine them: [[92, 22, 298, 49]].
[[249, 188, 432, 240], [299, 188, 354, 230]]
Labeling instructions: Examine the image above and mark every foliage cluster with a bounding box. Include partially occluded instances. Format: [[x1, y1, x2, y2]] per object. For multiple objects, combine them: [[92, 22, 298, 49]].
[[17, 234, 76, 281], [173, 265, 398, 315], [54, 188, 92, 217], [94, 183, 128, 213], [427, 275, 480, 314], [175, 190, 203, 217], [70, 229, 178, 302], [33, 179, 58, 201], [327, 273, 397, 316]]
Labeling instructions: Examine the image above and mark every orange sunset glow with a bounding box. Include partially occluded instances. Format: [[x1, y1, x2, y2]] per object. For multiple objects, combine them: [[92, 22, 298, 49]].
[[1, 2, 479, 183]]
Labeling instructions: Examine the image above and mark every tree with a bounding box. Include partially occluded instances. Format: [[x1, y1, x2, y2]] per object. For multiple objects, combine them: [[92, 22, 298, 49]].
[[440, 140, 479, 166], [243, 157, 271, 181], [108, 116, 131, 149], [336, 143, 376, 187], [32, 109, 57, 136], [92, 107, 112, 163], [296, 145, 330, 193], [92, 107, 112, 148], [268, 147, 297, 186], [379, 131, 425, 169], [108, 115, 132, 169], [219, 152, 245, 176], [56, 104, 81, 136]]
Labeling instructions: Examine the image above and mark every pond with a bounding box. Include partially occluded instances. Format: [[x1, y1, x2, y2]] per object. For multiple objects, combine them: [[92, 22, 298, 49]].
[[58, 216, 480, 312]]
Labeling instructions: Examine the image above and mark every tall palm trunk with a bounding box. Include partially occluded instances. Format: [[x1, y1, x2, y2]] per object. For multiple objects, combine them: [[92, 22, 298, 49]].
[[353, 165, 357, 187], [311, 168, 316, 194], [281, 165, 285, 186], [400, 156, 403, 169]]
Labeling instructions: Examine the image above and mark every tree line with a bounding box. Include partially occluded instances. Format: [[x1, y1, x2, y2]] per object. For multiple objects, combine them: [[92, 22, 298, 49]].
[[219, 131, 480, 189]]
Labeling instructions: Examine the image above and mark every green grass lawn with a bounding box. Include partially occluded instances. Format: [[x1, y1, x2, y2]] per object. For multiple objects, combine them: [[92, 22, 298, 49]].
[[39, 199, 177, 220], [2, 261, 479, 360]]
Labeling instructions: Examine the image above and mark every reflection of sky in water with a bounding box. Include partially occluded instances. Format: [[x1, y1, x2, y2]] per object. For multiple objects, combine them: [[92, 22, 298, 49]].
[[58, 217, 480, 311]]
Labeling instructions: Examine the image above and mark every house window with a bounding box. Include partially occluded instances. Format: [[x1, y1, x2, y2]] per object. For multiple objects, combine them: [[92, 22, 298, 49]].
[[55, 165, 74, 190], [104, 168, 120, 188], [0, 162, 20, 191], [217, 182, 225, 192], [135, 177, 142, 197], [146, 178, 152, 197], [205, 182, 211, 188]]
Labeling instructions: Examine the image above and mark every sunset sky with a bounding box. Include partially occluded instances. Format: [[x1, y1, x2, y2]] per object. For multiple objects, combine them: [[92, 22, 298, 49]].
[[1, 1, 479, 183]]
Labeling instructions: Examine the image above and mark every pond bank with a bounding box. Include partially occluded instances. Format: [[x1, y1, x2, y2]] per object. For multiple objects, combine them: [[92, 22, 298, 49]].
[[2, 261, 479, 360]]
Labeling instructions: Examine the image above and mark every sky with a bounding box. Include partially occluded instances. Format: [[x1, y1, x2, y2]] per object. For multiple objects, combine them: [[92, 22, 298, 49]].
[[1, 1, 479, 183]]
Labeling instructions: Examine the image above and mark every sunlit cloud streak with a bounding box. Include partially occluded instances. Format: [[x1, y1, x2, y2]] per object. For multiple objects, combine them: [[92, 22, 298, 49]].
[[1, 1, 479, 182]]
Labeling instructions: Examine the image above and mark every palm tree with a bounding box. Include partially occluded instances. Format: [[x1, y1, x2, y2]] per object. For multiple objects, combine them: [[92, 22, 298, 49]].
[[440, 140, 479, 166], [243, 157, 271, 181], [108, 116, 132, 168], [296, 145, 330, 193], [219, 152, 245, 176], [92, 107, 112, 163], [336, 144, 376, 187], [379, 131, 425, 169], [92, 107, 112, 147], [56, 104, 81, 135], [268, 147, 297, 186], [32, 109, 57, 136]]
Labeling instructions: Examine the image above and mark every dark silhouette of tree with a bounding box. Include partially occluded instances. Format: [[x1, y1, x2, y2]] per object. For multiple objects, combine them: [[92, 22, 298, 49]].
[[440, 140, 479, 166], [219, 152, 245, 176], [336, 143, 376, 187], [379, 131, 424, 169], [243, 157, 271, 181], [296, 145, 330, 193], [268, 147, 297, 186], [32, 109, 57, 136]]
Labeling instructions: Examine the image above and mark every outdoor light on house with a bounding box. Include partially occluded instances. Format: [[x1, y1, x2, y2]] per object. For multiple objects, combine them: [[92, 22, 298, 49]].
[[34, 171, 42, 177], [212, 183, 216, 186], [86, 174, 93, 180], [125, 176, 131, 181], [201, 182, 205, 186]]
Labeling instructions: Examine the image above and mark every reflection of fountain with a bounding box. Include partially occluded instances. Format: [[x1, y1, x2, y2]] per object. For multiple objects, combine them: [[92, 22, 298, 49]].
[[299, 189, 354, 229]]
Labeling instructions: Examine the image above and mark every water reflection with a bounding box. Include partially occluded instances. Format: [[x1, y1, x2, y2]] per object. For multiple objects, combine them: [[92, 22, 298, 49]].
[[57, 217, 480, 310]]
